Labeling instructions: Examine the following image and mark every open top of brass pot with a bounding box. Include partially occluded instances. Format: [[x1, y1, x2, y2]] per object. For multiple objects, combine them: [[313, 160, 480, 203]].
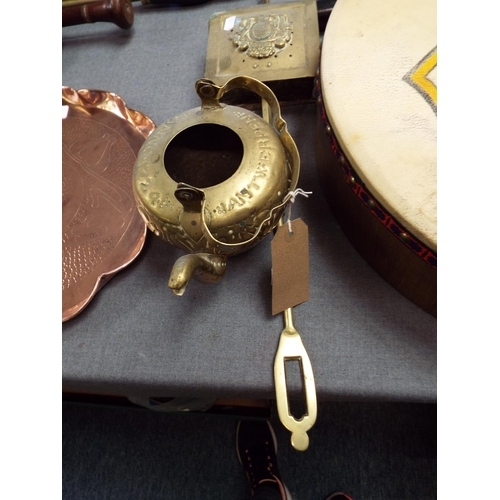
[[133, 76, 300, 295]]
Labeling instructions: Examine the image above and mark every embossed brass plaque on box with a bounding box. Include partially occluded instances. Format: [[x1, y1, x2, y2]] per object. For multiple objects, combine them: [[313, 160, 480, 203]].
[[205, 0, 320, 90]]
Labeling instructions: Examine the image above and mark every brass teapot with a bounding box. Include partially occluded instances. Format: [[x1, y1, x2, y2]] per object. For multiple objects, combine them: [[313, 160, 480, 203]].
[[133, 76, 300, 295]]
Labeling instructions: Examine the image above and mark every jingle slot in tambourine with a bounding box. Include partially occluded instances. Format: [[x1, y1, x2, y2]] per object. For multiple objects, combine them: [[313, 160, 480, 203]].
[[315, 0, 437, 316]]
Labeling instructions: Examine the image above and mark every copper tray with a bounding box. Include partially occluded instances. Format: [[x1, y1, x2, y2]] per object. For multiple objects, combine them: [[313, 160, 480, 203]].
[[62, 87, 155, 322]]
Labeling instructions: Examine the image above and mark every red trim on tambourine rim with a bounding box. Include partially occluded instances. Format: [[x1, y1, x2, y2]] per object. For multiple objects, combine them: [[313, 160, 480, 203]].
[[315, 75, 437, 269]]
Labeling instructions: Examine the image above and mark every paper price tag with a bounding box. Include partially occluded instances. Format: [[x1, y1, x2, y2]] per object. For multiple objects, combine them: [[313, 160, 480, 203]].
[[271, 218, 310, 315]]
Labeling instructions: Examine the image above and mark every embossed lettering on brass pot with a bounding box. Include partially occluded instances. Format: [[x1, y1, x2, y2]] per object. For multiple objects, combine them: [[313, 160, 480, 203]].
[[133, 76, 300, 296]]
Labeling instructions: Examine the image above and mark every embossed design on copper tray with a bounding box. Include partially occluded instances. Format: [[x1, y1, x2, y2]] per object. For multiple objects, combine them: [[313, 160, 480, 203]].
[[62, 87, 156, 322]]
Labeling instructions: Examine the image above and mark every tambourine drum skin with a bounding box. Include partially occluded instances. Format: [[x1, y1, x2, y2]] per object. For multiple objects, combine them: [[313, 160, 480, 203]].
[[316, 0, 437, 316]]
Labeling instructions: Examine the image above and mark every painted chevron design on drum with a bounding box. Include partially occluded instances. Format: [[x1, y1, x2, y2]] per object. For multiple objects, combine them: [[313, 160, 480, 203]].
[[403, 46, 437, 114], [315, 77, 437, 270]]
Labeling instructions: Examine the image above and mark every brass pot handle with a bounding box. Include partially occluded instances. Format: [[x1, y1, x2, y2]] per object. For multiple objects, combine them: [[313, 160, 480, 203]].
[[188, 77, 300, 252], [196, 76, 300, 190]]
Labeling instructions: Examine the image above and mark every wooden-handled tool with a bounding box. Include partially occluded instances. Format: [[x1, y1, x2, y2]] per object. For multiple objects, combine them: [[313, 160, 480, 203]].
[[62, 0, 134, 29], [63, 0, 337, 31]]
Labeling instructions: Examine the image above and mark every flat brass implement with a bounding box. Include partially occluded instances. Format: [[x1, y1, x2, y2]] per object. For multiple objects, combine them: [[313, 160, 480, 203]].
[[205, 0, 320, 87], [274, 305, 317, 451]]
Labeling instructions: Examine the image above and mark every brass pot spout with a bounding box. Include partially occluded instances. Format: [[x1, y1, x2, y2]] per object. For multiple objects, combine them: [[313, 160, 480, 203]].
[[168, 253, 227, 296]]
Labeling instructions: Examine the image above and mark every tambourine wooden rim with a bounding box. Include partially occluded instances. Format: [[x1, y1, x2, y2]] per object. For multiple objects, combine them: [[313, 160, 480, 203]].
[[315, 76, 437, 270]]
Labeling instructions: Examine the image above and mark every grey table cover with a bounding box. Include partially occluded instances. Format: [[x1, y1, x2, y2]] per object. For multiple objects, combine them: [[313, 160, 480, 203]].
[[62, 0, 437, 403]]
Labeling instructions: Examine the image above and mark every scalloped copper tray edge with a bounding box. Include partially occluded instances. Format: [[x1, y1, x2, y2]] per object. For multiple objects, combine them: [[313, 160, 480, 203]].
[[62, 87, 156, 322], [62, 86, 155, 140], [62, 231, 147, 322]]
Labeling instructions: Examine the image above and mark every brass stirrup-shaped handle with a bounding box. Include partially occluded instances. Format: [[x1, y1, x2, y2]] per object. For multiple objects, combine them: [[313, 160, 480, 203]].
[[195, 76, 300, 191]]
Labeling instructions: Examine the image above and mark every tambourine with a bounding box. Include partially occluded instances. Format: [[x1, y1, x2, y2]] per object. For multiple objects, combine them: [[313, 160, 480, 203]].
[[316, 0, 437, 316]]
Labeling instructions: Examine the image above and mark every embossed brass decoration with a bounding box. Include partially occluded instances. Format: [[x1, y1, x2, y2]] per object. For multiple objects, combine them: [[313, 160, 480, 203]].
[[62, 87, 155, 322], [232, 14, 292, 59], [132, 76, 300, 296], [205, 0, 319, 86]]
